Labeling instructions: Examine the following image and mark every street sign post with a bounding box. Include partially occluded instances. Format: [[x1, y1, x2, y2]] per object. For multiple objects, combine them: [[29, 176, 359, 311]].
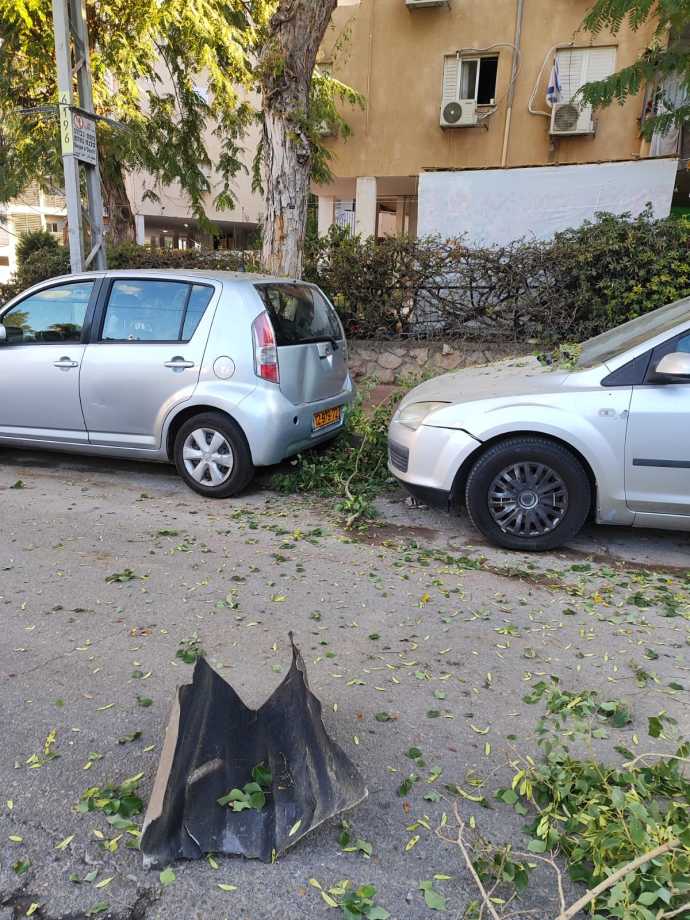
[[52, 0, 107, 273]]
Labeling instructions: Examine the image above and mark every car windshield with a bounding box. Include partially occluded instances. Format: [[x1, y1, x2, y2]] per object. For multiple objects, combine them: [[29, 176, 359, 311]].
[[576, 297, 690, 368]]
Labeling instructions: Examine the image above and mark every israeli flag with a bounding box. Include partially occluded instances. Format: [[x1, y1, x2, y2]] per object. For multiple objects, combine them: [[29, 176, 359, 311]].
[[546, 58, 562, 106]]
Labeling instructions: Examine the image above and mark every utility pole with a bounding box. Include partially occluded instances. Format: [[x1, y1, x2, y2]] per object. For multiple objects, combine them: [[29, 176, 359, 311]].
[[52, 0, 107, 273]]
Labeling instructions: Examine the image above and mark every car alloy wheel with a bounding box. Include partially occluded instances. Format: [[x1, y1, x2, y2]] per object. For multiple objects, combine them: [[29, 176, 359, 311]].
[[182, 428, 235, 486], [464, 436, 591, 551], [488, 461, 568, 537]]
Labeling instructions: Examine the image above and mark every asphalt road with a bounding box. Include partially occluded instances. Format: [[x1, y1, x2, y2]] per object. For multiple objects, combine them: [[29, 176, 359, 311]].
[[0, 448, 688, 920]]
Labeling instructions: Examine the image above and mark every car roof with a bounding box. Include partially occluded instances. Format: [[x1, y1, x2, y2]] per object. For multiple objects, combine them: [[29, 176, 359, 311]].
[[57, 269, 305, 285]]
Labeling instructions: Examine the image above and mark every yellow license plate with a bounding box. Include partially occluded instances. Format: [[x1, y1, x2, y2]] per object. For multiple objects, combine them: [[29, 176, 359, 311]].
[[313, 406, 342, 431]]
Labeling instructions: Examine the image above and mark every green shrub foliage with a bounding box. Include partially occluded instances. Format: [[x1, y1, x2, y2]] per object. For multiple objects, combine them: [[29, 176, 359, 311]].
[[304, 210, 690, 343], [15, 229, 59, 264]]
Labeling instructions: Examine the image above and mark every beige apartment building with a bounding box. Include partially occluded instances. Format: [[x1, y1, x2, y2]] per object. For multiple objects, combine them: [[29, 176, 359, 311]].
[[314, 0, 675, 241]]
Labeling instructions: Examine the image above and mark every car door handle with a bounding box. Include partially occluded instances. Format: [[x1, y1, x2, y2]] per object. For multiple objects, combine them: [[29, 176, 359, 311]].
[[164, 358, 195, 369], [53, 357, 79, 368]]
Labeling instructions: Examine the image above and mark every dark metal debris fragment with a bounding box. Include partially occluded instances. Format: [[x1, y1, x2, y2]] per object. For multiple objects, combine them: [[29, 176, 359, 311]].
[[141, 636, 367, 866]]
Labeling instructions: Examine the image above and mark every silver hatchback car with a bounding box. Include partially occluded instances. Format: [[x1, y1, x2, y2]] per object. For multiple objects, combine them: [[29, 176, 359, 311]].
[[389, 297, 690, 551], [0, 270, 354, 497]]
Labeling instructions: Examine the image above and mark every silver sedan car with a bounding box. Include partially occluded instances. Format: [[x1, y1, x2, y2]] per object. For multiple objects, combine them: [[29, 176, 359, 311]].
[[0, 270, 353, 497], [389, 298, 690, 550]]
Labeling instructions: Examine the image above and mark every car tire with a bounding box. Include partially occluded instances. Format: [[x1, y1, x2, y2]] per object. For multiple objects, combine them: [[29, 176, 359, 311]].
[[465, 436, 591, 551], [174, 412, 254, 499]]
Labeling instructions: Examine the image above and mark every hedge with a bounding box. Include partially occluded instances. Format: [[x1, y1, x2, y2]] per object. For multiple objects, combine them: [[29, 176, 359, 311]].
[[2, 209, 689, 346], [0, 241, 260, 306], [303, 209, 690, 343]]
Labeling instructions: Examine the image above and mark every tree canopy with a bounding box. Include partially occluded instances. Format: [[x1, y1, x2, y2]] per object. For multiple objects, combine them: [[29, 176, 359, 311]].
[[581, 0, 690, 136], [0, 0, 360, 240]]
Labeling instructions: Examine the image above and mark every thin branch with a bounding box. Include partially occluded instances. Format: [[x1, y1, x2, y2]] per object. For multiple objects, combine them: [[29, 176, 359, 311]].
[[555, 839, 681, 920], [512, 850, 566, 915], [622, 752, 690, 770], [450, 802, 502, 920], [660, 900, 690, 919]]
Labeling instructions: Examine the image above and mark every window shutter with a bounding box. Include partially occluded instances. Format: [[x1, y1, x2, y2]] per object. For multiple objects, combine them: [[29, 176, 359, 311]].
[[583, 46, 617, 84], [555, 48, 587, 103], [12, 214, 43, 235], [442, 55, 460, 108], [556, 46, 616, 103]]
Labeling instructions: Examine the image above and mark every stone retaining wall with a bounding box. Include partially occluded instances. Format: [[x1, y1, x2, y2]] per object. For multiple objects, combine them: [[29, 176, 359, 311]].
[[347, 339, 534, 383]]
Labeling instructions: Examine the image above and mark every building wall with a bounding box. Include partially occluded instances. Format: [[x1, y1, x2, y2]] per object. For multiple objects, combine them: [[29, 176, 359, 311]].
[[124, 117, 263, 234], [0, 184, 66, 283], [125, 67, 263, 235], [320, 0, 657, 178]]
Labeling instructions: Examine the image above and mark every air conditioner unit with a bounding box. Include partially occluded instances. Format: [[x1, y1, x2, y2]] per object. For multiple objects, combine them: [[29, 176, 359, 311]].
[[440, 99, 478, 128], [406, 0, 448, 7], [550, 101, 594, 136]]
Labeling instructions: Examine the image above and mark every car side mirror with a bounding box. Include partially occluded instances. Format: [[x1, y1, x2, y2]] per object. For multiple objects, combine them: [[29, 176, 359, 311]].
[[651, 351, 690, 383], [0, 325, 6, 344]]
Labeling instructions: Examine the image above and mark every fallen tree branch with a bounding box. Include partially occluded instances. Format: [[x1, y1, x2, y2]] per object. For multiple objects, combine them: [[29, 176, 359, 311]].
[[622, 752, 690, 771], [451, 802, 503, 920], [555, 838, 681, 920], [660, 900, 690, 919], [512, 850, 566, 916]]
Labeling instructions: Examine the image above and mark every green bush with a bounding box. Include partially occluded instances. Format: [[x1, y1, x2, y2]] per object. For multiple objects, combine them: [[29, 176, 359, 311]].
[[15, 246, 70, 290], [106, 242, 261, 273], [305, 210, 690, 344], [15, 229, 59, 264], [0, 280, 19, 306], [0, 241, 262, 307]]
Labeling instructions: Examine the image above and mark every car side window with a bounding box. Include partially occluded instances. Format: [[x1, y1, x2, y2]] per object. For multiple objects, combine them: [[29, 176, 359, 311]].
[[101, 280, 213, 343], [181, 285, 214, 341], [1, 281, 94, 345]]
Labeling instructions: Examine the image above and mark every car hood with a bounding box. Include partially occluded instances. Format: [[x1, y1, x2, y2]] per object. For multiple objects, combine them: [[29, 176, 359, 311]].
[[399, 356, 569, 410]]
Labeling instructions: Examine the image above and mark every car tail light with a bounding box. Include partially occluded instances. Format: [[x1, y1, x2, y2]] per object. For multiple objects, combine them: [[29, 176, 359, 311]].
[[252, 311, 280, 384]]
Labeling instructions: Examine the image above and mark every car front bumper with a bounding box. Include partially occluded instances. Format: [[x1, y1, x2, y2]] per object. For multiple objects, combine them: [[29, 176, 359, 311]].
[[388, 418, 482, 507]]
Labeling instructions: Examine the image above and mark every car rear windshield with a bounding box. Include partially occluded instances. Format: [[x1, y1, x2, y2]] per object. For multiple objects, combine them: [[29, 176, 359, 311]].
[[255, 283, 342, 347]]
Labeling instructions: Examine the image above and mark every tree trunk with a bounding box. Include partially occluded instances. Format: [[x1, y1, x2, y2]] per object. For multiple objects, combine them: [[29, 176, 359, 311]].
[[260, 0, 337, 278], [100, 161, 135, 245]]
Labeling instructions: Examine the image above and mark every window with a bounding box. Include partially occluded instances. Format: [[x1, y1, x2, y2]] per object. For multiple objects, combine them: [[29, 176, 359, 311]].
[[554, 46, 616, 104], [444, 54, 499, 106], [255, 284, 342, 347], [2, 281, 93, 345], [101, 280, 213, 343], [460, 59, 478, 100], [182, 284, 215, 341], [12, 213, 42, 235]]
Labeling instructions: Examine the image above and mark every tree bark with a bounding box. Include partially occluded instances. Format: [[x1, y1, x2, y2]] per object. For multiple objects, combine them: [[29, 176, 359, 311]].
[[260, 0, 337, 278], [101, 166, 135, 245]]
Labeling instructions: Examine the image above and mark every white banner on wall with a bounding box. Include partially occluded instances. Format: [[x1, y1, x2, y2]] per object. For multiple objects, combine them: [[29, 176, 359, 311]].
[[417, 158, 678, 245]]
